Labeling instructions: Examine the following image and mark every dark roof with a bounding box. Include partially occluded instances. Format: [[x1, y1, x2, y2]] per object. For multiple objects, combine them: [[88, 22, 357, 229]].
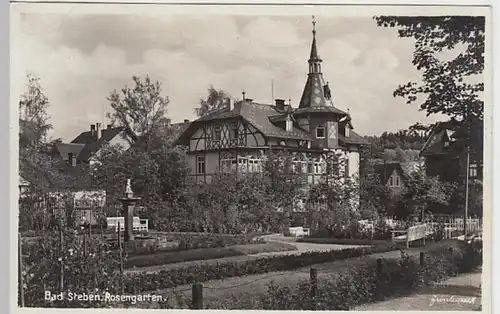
[[373, 162, 405, 185], [55, 143, 86, 160], [339, 131, 369, 146], [71, 126, 136, 162], [420, 119, 483, 157], [176, 100, 369, 147], [179, 101, 311, 143]]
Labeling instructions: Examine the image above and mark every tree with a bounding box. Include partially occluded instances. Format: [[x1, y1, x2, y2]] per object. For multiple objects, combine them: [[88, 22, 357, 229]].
[[19, 74, 52, 149], [195, 86, 231, 118], [395, 168, 454, 220], [375, 16, 485, 121], [307, 153, 360, 237], [107, 75, 170, 146]]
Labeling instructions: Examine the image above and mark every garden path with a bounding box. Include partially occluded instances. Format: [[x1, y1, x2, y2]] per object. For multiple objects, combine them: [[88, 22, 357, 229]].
[[353, 269, 482, 311], [140, 243, 457, 308]]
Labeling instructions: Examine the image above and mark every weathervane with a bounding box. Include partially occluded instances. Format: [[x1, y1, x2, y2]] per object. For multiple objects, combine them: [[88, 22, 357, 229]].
[[312, 15, 316, 34]]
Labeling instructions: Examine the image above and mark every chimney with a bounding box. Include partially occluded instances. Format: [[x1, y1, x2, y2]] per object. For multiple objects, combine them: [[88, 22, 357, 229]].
[[107, 124, 112, 129], [90, 124, 96, 136], [96, 123, 102, 140], [227, 98, 233, 111], [275, 99, 285, 111], [184, 119, 190, 123]]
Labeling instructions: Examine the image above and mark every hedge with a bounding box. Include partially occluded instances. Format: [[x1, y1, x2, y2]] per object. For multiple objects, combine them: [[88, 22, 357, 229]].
[[297, 237, 390, 246], [198, 241, 482, 310], [124, 243, 397, 293]]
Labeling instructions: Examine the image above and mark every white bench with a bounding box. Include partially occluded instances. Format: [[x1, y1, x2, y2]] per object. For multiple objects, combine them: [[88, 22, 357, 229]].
[[288, 226, 310, 238], [106, 217, 149, 233], [391, 224, 428, 248]]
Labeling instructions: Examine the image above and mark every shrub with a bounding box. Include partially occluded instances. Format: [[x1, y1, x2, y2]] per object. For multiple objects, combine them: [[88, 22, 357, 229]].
[[21, 229, 122, 308], [124, 244, 395, 293], [260, 242, 482, 310], [150, 232, 265, 251]]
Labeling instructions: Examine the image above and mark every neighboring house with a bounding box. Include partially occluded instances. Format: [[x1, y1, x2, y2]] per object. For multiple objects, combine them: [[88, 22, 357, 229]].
[[175, 21, 369, 192], [56, 123, 137, 167], [420, 119, 483, 183], [373, 162, 407, 194], [18, 175, 30, 197]]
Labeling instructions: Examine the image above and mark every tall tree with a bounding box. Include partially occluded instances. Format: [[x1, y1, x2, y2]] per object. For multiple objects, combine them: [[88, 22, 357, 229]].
[[19, 74, 52, 148], [195, 86, 232, 117], [107, 75, 170, 146], [375, 16, 485, 121]]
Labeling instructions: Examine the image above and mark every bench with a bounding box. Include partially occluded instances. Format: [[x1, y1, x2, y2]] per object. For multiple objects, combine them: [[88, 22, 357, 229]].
[[288, 226, 310, 238], [391, 224, 428, 248], [106, 217, 149, 233]]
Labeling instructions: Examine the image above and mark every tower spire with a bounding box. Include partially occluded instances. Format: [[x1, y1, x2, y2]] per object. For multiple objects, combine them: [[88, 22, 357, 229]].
[[308, 16, 322, 75]]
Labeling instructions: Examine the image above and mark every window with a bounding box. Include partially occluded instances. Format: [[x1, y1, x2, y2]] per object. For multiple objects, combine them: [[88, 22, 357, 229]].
[[344, 157, 350, 177], [293, 161, 306, 173], [230, 122, 238, 140], [196, 156, 205, 174], [395, 175, 400, 187], [388, 176, 394, 187], [469, 163, 478, 178], [248, 157, 262, 172], [316, 125, 325, 139], [286, 118, 293, 132], [238, 157, 248, 172], [214, 125, 221, 141], [308, 162, 314, 174]]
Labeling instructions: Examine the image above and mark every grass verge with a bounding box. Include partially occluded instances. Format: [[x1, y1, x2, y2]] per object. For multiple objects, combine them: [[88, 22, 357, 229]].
[[125, 242, 297, 269]]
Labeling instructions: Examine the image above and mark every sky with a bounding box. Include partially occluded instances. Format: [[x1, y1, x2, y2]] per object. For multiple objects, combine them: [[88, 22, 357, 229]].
[[13, 10, 453, 142]]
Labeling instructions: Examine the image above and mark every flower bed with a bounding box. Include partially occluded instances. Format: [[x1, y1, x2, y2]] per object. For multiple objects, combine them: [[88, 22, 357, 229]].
[[124, 243, 397, 293], [125, 242, 297, 269]]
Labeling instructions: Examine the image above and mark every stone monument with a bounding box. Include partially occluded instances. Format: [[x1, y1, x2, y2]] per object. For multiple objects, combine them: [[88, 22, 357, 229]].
[[118, 179, 141, 242]]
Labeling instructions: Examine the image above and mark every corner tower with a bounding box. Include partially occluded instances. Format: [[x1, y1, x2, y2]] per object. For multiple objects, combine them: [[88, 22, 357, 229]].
[[295, 16, 348, 150]]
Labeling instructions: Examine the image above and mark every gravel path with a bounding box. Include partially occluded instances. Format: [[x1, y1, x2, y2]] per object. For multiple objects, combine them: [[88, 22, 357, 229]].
[[354, 270, 482, 311]]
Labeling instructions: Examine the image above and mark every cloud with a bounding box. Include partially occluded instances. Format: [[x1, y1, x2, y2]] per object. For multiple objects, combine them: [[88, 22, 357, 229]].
[[14, 13, 450, 141]]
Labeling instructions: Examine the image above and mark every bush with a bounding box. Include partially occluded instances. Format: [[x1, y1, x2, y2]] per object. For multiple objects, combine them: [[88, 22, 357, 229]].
[[21, 229, 122, 308], [124, 244, 396, 293], [150, 232, 265, 251], [260, 242, 482, 310]]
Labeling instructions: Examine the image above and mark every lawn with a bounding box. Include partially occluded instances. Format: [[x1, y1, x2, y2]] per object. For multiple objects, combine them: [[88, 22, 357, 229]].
[[125, 241, 298, 269]]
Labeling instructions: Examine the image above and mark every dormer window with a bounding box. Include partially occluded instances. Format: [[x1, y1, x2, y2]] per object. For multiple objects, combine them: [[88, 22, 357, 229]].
[[316, 125, 325, 139], [286, 117, 293, 132]]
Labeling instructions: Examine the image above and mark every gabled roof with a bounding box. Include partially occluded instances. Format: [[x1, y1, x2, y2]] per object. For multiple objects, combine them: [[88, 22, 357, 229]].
[[70, 126, 136, 162], [373, 162, 406, 185], [177, 101, 311, 144], [55, 143, 86, 160], [420, 119, 483, 157], [19, 175, 29, 187]]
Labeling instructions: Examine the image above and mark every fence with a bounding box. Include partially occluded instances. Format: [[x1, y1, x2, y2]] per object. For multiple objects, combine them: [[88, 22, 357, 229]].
[[425, 217, 483, 239]]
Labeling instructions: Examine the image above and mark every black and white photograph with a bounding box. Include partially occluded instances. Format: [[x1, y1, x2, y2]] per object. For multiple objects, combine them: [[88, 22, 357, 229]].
[[11, 3, 490, 311]]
